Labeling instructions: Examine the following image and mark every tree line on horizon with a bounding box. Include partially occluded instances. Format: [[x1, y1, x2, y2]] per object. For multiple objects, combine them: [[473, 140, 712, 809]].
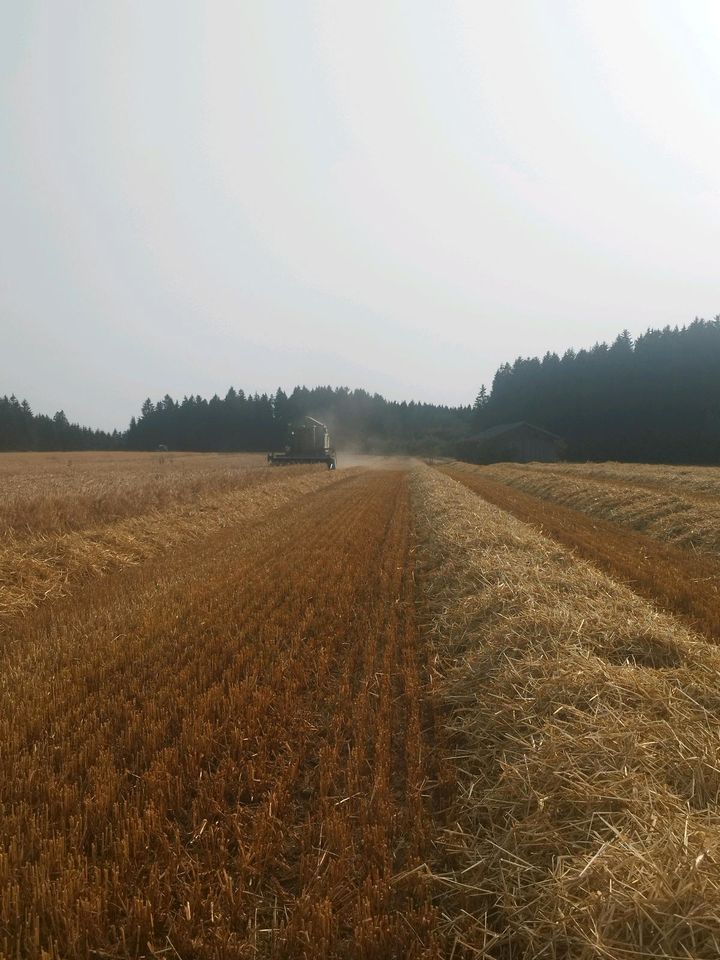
[[472, 317, 720, 463], [0, 397, 119, 452], [125, 386, 471, 455], [0, 386, 471, 455], [2, 316, 719, 462]]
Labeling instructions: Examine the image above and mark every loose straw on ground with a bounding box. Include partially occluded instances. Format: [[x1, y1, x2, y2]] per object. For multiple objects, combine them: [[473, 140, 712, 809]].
[[455, 461, 720, 557], [412, 465, 720, 959]]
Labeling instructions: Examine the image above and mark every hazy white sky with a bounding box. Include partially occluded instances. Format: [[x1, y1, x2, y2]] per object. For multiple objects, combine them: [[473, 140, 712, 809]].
[[2, 1, 720, 429]]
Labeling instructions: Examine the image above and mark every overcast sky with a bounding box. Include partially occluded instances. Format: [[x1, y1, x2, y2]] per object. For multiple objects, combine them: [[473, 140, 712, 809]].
[[2, 1, 720, 430]]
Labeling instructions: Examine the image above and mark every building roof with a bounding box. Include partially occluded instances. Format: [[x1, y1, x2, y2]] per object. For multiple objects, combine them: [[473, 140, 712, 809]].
[[464, 421, 564, 444]]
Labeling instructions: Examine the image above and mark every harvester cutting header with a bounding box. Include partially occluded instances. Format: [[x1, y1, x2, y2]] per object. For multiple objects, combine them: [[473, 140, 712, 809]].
[[268, 417, 337, 469]]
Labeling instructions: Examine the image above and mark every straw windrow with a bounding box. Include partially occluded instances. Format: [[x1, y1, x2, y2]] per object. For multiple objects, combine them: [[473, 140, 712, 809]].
[[450, 461, 720, 557], [504, 461, 720, 500], [412, 465, 720, 958]]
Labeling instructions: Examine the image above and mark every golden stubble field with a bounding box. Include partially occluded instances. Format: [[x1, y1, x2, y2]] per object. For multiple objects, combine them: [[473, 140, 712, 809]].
[[3, 452, 720, 958]]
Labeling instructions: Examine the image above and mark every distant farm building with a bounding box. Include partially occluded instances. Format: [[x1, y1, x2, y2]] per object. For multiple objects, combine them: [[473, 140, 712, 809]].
[[457, 422, 566, 464]]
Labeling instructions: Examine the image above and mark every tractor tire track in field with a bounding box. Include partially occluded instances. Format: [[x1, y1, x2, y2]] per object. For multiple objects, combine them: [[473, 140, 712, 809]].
[[441, 467, 720, 642], [1, 471, 451, 959]]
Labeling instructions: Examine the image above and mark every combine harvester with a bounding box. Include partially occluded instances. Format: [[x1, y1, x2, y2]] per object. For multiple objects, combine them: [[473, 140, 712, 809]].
[[268, 416, 337, 470]]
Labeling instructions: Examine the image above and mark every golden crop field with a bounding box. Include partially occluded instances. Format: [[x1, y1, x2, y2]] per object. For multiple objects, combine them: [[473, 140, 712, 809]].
[[450, 459, 720, 555], [3, 452, 720, 958], [414, 467, 720, 958], [507, 460, 720, 498], [441, 461, 720, 641]]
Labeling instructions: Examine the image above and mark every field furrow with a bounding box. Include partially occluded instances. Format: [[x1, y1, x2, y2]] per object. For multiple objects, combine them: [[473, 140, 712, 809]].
[[0, 471, 448, 959], [440, 466, 720, 642]]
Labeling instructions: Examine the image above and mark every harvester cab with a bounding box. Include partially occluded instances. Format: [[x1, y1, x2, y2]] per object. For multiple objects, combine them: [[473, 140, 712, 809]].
[[268, 417, 337, 469]]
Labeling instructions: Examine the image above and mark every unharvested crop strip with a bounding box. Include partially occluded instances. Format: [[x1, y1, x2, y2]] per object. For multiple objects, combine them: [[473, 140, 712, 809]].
[[413, 465, 720, 958], [441, 467, 720, 642], [0, 453, 268, 538]]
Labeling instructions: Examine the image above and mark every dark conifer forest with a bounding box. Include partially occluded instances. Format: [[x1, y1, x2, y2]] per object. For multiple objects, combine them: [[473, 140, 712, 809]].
[[0, 396, 118, 452], [473, 318, 720, 463], [2, 317, 719, 462], [0, 387, 471, 455], [122, 387, 471, 455]]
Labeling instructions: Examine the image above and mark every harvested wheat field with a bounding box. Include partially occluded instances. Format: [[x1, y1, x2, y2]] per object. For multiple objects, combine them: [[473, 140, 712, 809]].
[[448, 460, 720, 557], [414, 466, 720, 958], [441, 465, 720, 643], [508, 460, 720, 499], [0, 453, 344, 623], [0, 459, 454, 959], [4, 452, 720, 958]]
